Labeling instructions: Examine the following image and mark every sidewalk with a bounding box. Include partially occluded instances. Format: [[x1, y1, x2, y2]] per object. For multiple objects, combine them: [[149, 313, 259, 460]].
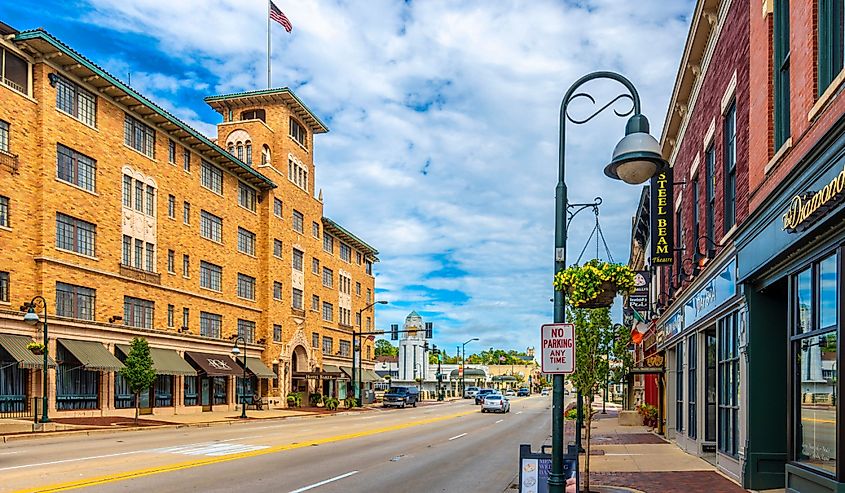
[[568, 404, 748, 493]]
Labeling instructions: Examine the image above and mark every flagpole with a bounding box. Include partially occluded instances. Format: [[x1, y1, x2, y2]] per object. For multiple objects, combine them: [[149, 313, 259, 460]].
[[267, 0, 271, 88]]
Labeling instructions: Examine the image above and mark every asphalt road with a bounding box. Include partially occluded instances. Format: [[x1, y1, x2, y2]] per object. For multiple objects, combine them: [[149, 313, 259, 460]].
[[1, 395, 559, 493]]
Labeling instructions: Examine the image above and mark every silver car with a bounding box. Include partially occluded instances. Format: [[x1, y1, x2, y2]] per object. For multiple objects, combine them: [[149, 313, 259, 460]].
[[481, 394, 510, 413]]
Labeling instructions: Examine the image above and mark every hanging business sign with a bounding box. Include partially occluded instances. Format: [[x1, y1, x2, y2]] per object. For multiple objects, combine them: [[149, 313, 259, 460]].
[[782, 160, 845, 232], [650, 168, 674, 264], [627, 271, 651, 316]]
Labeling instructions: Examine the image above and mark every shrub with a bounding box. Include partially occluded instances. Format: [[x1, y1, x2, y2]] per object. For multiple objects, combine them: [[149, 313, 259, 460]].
[[343, 396, 357, 409], [286, 391, 302, 408], [637, 403, 659, 428], [324, 397, 339, 411], [309, 393, 324, 407]]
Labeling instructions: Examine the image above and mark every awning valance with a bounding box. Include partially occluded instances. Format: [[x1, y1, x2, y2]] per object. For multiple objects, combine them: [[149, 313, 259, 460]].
[[58, 339, 123, 371], [0, 334, 56, 369], [239, 357, 275, 379], [185, 351, 241, 377], [116, 345, 196, 376]]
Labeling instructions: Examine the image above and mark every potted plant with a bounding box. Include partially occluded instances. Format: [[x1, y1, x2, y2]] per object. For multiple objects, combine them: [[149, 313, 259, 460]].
[[324, 397, 339, 411], [286, 391, 302, 408], [26, 342, 46, 355], [343, 396, 357, 409], [553, 259, 636, 308], [309, 392, 323, 407]]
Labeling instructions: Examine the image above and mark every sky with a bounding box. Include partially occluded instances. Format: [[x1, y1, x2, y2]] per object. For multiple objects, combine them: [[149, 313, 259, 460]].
[[4, 0, 694, 358]]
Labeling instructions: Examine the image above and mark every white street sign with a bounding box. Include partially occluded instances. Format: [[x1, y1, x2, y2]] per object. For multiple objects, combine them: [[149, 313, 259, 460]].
[[541, 323, 575, 374]]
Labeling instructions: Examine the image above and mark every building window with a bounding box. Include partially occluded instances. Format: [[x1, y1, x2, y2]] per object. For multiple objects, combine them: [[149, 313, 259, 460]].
[[676, 342, 684, 433], [339, 307, 350, 326], [323, 233, 334, 254], [0, 195, 8, 228], [56, 212, 96, 256], [293, 248, 304, 271], [356, 252, 362, 265], [199, 261, 222, 291], [55, 75, 96, 127], [365, 260, 373, 275], [201, 161, 223, 194], [688, 334, 697, 440], [168, 195, 175, 219], [340, 340, 351, 357], [124, 114, 155, 158], [134, 179, 144, 212], [183, 202, 191, 224], [356, 312, 361, 328], [124, 296, 154, 328], [145, 242, 155, 272], [134, 239, 143, 269], [237, 273, 256, 300], [0, 271, 7, 302], [366, 317, 371, 330], [322, 267, 333, 288], [0, 47, 29, 94], [200, 312, 222, 339], [168, 140, 176, 163], [145, 185, 155, 216], [167, 250, 175, 273], [0, 120, 8, 152], [312, 258, 320, 275], [340, 243, 351, 262], [167, 304, 174, 327], [292, 288, 303, 310], [237, 319, 255, 343], [312, 221, 319, 238], [292, 210, 304, 233], [675, 206, 684, 280], [274, 198, 283, 218], [183, 307, 189, 329], [774, 0, 791, 150], [340, 274, 351, 295], [273, 281, 283, 301], [356, 282, 361, 296], [312, 294, 320, 311], [56, 282, 95, 320], [723, 101, 736, 232], [200, 210, 223, 243], [290, 117, 308, 148], [322, 302, 334, 322], [238, 182, 256, 212], [183, 149, 191, 172], [322, 336, 333, 354], [261, 144, 271, 165], [57, 144, 96, 192], [692, 179, 700, 255], [274, 239, 283, 258], [122, 235, 131, 265], [288, 158, 308, 191], [312, 332, 319, 348], [245, 142, 252, 165], [274, 324, 282, 343], [705, 145, 715, 243], [718, 312, 740, 457], [818, 0, 844, 95], [238, 227, 256, 256], [241, 109, 266, 122], [183, 254, 190, 277], [366, 288, 372, 303]]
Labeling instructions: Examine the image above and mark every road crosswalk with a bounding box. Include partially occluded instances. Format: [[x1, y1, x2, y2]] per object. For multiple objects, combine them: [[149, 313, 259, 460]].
[[151, 442, 270, 457]]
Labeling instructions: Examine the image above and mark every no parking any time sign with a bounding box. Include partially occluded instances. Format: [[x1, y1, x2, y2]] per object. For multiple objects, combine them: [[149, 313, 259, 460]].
[[541, 323, 575, 374]]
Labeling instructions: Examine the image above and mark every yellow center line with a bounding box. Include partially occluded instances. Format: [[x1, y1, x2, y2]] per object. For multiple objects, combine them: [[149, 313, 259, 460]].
[[802, 417, 836, 424], [13, 408, 479, 493]]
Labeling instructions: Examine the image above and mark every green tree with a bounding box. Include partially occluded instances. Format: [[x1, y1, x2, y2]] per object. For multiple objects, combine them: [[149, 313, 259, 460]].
[[374, 339, 398, 357], [120, 337, 156, 425]]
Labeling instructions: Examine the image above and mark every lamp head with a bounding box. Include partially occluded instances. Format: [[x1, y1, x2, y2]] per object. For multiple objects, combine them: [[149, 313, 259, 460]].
[[231, 345, 240, 356], [604, 114, 668, 185], [377, 300, 388, 305], [23, 306, 40, 325]]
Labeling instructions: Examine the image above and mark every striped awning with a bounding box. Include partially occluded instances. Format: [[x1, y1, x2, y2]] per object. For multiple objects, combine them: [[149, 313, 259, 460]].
[[116, 345, 196, 376], [361, 369, 382, 382], [240, 357, 275, 379], [0, 334, 56, 369], [58, 339, 124, 371]]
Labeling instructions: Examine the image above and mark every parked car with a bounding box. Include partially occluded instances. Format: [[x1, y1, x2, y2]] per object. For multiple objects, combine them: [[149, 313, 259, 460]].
[[474, 388, 496, 405], [481, 394, 510, 413], [504, 389, 516, 396], [517, 387, 530, 397], [541, 388, 550, 396], [464, 386, 480, 399], [382, 386, 420, 408]]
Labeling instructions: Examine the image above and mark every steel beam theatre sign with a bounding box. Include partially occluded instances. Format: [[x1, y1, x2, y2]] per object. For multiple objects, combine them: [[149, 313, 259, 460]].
[[541, 323, 575, 374], [650, 168, 674, 265]]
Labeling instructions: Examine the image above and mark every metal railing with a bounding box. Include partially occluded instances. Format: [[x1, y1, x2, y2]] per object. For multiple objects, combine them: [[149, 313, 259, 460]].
[[0, 150, 19, 175], [0, 395, 32, 419]]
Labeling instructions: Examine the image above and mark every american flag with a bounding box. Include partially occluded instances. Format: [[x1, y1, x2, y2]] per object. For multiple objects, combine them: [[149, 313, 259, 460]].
[[270, 1, 292, 33]]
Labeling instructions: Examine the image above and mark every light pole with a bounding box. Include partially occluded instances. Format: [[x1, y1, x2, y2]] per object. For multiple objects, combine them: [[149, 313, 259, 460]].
[[22, 296, 49, 423], [550, 71, 667, 493], [461, 338, 478, 398], [231, 336, 248, 419], [353, 300, 387, 406]]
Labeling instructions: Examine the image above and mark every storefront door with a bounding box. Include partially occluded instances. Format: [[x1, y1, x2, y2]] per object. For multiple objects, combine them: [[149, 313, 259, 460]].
[[705, 327, 717, 443], [139, 388, 152, 415], [201, 377, 211, 411]]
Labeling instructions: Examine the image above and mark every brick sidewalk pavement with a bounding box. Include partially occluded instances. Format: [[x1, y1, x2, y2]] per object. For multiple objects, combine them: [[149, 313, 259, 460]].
[[591, 471, 747, 493]]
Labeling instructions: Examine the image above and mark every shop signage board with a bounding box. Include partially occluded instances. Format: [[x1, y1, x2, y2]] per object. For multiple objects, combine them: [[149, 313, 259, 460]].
[[782, 160, 845, 232], [541, 323, 575, 374], [518, 444, 577, 493], [650, 168, 674, 265], [682, 259, 737, 329], [628, 271, 651, 316]]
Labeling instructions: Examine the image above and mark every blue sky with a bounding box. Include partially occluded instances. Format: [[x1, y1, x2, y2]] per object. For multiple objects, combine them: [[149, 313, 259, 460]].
[[4, 0, 694, 358]]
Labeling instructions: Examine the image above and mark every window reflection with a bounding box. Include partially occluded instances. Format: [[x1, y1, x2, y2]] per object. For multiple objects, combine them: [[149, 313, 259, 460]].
[[797, 268, 813, 333], [797, 332, 837, 474], [820, 255, 837, 329]]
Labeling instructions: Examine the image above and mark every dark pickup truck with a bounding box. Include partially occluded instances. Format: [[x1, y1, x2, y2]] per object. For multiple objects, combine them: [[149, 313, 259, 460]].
[[382, 386, 419, 408]]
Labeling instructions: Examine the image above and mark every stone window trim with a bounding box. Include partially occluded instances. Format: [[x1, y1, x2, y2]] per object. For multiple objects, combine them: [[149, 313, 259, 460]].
[[720, 70, 737, 115]]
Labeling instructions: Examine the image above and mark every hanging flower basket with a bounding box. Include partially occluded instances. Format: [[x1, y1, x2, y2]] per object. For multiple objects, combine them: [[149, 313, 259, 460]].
[[553, 259, 636, 309], [26, 342, 46, 355]]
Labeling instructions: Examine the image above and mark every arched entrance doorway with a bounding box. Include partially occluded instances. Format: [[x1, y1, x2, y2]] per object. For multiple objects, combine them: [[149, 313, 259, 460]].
[[291, 345, 308, 393]]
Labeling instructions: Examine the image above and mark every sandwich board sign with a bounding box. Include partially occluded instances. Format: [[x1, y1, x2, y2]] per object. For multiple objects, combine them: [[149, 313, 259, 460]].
[[541, 323, 575, 374]]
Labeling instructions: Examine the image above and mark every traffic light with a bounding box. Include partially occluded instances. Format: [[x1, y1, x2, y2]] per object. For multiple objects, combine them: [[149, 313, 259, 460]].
[[425, 322, 433, 339], [390, 324, 398, 340]]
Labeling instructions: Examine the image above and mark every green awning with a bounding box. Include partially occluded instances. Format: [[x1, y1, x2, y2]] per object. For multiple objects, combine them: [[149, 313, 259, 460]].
[[242, 357, 275, 379], [117, 345, 196, 376], [339, 366, 353, 380], [492, 375, 518, 382], [450, 368, 485, 378], [0, 334, 56, 369], [58, 339, 123, 371], [362, 369, 382, 382]]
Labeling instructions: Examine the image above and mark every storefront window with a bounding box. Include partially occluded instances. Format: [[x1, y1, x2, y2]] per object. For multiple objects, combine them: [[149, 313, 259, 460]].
[[184, 376, 198, 406], [0, 348, 27, 413], [796, 332, 837, 474], [688, 334, 697, 440], [820, 256, 837, 329], [676, 343, 683, 433], [718, 312, 739, 457], [155, 375, 173, 407], [212, 376, 227, 405], [797, 267, 813, 333]]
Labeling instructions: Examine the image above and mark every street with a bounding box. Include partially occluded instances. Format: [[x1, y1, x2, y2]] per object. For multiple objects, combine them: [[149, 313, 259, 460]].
[[1, 396, 557, 493]]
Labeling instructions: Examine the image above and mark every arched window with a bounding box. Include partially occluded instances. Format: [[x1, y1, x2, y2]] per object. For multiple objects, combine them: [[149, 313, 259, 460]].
[[245, 142, 252, 165], [236, 142, 243, 162], [227, 144, 234, 155], [261, 145, 271, 165]]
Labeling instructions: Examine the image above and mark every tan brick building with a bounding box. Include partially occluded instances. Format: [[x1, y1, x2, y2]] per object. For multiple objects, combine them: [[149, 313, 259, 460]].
[[0, 24, 379, 418]]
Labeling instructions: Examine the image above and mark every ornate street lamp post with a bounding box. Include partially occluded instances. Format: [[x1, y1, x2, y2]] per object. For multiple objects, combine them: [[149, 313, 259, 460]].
[[22, 296, 49, 424], [231, 336, 248, 419], [550, 71, 667, 493]]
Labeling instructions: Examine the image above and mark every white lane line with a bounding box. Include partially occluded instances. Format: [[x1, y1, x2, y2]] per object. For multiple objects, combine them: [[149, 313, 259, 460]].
[[0, 451, 19, 455], [288, 471, 359, 493], [495, 419, 504, 424], [218, 435, 265, 442], [0, 451, 142, 472], [152, 442, 270, 457], [516, 411, 523, 414], [448, 433, 468, 441]]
